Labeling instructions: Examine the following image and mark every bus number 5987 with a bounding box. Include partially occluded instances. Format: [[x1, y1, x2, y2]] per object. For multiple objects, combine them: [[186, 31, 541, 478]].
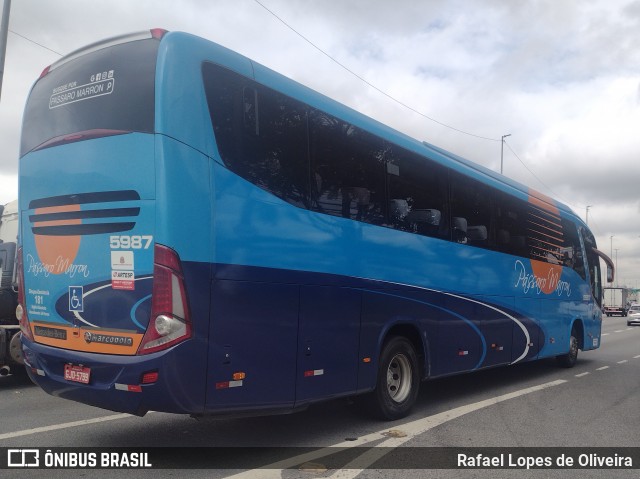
[[109, 235, 153, 250]]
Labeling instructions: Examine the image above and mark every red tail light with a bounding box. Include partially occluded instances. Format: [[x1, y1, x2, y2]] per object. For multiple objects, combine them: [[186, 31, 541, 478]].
[[38, 65, 51, 79], [150, 28, 168, 40], [137, 244, 191, 355], [15, 247, 34, 341], [141, 371, 159, 384]]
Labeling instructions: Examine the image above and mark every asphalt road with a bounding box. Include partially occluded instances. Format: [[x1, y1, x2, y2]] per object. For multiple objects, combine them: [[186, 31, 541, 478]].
[[0, 315, 638, 478]]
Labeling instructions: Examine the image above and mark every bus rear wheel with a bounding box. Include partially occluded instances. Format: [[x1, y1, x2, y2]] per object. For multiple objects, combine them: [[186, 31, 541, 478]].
[[367, 336, 419, 420]]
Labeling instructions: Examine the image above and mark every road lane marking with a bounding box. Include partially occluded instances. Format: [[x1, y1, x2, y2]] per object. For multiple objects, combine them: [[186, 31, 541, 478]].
[[617, 360, 628, 364], [634, 355, 640, 359], [575, 372, 590, 377], [225, 379, 567, 479], [0, 413, 140, 441], [596, 366, 610, 371]]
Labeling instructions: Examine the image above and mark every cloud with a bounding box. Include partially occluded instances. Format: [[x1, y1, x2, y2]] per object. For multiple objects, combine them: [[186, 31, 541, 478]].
[[525, 76, 640, 204]]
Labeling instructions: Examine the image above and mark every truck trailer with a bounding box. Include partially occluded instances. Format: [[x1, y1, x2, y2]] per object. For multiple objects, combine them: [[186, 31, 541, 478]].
[[603, 287, 629, 317], [0, 200, 23, 376]]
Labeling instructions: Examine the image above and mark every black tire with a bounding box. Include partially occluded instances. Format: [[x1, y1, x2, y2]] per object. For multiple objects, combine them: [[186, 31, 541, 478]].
[[556, 327, 579, 368], [367, 336, 420, 420]]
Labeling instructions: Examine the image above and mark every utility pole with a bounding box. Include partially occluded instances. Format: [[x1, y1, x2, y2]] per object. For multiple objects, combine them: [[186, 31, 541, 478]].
[[609, 235, 614, 283], [610, 235, 614, 260], [0, 0, 11, 102], [586, 205, 591, 225], [500, 134, 511, 174]]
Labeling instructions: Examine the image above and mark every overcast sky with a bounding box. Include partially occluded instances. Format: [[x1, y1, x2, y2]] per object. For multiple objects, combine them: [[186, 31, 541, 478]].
[[1, 0, 639, 287]]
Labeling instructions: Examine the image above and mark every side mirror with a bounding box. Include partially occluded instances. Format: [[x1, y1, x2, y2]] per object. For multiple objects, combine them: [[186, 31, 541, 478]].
[[592, 248, 615, 283]]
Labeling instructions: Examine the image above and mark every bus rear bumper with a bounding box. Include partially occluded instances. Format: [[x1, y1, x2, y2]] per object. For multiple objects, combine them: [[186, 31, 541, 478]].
[[22, 336, 205, 416]]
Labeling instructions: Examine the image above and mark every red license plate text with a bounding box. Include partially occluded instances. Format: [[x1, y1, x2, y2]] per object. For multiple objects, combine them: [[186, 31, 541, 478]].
[[64, 364, 91, 384]]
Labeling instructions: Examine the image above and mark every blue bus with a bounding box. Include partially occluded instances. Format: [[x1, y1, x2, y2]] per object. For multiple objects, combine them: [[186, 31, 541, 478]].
[[18, 29, 614, 420]]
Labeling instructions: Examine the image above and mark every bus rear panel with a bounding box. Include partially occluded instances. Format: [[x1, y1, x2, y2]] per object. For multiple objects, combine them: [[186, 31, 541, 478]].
[[18, 31, 205, 415]]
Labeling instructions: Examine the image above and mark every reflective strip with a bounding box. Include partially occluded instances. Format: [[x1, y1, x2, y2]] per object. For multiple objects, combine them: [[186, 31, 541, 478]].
[[215, 380, 243, 390], [114, 383, 142, 393]]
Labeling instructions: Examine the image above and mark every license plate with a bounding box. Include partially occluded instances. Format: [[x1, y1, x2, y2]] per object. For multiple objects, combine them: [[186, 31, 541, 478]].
[[64, 364, 91, 384]]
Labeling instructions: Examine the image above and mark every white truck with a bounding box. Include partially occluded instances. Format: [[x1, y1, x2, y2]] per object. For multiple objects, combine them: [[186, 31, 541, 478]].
[[0, 200, 24, 376], [603, 287, 629, 317]]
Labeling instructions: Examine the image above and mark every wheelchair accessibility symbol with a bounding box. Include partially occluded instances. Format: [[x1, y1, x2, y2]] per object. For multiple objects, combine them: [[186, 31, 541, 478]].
[[69, 286, 84, 312]]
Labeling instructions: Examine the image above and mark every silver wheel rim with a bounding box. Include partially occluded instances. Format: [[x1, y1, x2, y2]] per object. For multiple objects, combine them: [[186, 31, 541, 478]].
[[386, 353, 412, 403]]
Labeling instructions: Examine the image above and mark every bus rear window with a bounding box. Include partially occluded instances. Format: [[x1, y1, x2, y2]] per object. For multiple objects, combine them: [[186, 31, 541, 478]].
[[20, 37, 159, 156]]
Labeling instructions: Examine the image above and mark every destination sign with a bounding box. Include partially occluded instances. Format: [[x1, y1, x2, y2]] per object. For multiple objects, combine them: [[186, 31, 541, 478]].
[[49, 72, 115, 109]]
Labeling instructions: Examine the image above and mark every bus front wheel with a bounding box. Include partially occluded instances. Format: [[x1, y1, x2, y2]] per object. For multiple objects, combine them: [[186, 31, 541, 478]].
[[367, 336, 420, 420], [556, 327, 579, 368]]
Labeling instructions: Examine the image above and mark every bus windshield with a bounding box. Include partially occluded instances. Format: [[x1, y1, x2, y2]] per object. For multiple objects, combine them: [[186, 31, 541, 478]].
[[20, 35, 159, 156]]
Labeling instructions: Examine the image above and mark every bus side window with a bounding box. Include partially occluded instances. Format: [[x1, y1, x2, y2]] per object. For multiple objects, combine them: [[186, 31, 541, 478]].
[[450, 173, 492, 247], [406, 208, 442, 236], [203, 62, 309, 208], [452, 217, 467, 244], [385, 143, 448, 238], [582, 230, 602, 304], [467, 225, 488, 246], [561, 219, 586, 279], [309, 110, 385, 225], [494, 192, 529, 258], [242, 87, 259, 136]]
